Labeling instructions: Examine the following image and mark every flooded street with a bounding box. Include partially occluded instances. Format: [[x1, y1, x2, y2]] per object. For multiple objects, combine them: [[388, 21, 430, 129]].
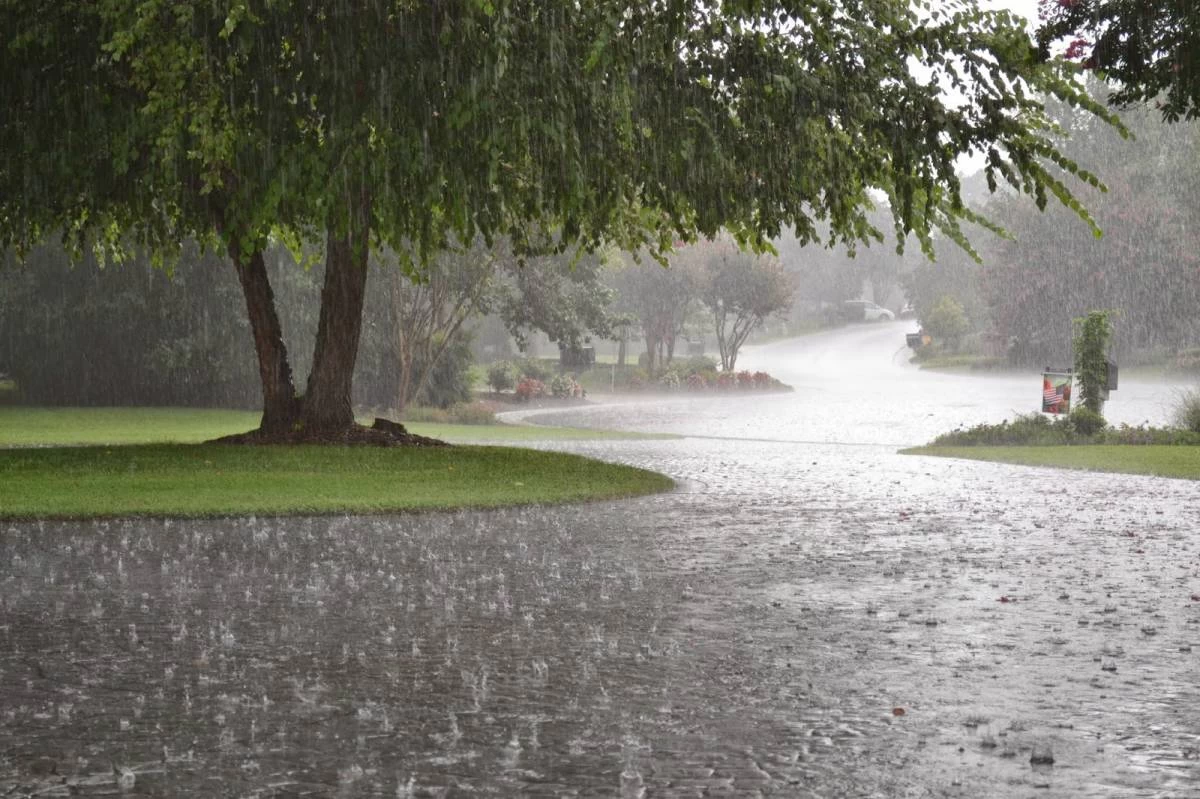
[[4, 324, 1200, 796]]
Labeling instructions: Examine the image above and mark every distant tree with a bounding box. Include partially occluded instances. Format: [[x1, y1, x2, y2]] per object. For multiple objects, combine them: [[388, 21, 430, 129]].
[[1037, 0, 1200, 121], [611, 251, 701, 374], [981, 83, 1200, 366], [700, 242, 793, 372], [492, 246, 615, 355], [381, 237, 614, 412], [3, 1, 1115, 441], [385, 246, 494, 415]]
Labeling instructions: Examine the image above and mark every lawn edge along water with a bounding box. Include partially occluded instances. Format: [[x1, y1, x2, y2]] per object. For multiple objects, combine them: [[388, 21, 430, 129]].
[[0, 443, 676, 521], [0, 406, 674, 447], [901, 444, 1200, 481]]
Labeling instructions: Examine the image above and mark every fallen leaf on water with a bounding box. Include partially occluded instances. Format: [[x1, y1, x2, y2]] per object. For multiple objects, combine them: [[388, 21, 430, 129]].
[[997, 596, 1015, 603], [892, 707, 906, 717]]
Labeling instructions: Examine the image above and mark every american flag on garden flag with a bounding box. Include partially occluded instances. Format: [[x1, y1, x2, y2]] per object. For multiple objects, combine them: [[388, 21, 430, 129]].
[[1042, 372, 1071, 414]]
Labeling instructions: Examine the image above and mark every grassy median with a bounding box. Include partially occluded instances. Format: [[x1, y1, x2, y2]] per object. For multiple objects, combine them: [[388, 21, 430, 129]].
[[903, 444, 1200, 480], [0, 407, 675, 519]]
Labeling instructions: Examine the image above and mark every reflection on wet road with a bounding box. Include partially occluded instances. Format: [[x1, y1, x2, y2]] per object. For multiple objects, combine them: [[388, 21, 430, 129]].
[[3, 324, 1198, 796]]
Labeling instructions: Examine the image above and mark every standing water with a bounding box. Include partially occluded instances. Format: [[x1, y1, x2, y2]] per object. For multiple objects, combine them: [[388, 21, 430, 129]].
[[3, 323, 1199, 796]]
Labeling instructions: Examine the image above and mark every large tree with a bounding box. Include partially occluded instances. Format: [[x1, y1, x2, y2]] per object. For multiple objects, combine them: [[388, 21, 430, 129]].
[[2, 0, 1112, 442], [1037, 0, 1200, 121]]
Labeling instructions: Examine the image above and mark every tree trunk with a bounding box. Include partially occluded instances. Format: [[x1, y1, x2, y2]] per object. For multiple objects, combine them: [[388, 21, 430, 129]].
[[395, 336, 415, 415], [644, 333, 659, 374], [229, 246, 300, 435], [303, 196, 372, 433]]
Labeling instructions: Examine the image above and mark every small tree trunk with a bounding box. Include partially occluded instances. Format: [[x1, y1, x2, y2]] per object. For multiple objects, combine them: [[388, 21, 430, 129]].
[[644, 333, 659, 374], [303, 198, 372, 433], [395, 338, 415, 415], [229, 246, 300, 435]]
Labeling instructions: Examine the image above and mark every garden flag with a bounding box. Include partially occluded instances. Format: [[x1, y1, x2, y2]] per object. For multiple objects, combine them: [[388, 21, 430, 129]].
[[1042, 371, 1072, 415]]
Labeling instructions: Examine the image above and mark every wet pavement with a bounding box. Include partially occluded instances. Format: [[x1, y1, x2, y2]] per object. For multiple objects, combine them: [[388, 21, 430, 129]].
[[3, 323, 1199, 797]]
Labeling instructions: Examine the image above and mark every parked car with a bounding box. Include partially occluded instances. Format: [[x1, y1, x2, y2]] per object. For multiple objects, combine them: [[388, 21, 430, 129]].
[[843, 299, 895, 322]]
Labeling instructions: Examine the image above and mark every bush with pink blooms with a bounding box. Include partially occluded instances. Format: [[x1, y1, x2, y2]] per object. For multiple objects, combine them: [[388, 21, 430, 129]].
[[514, 377, 546, 402]]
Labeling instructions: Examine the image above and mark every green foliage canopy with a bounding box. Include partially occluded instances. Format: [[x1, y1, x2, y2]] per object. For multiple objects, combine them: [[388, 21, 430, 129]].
[[3, 0, 1114, 258], [1038, 0, 1200, 122]]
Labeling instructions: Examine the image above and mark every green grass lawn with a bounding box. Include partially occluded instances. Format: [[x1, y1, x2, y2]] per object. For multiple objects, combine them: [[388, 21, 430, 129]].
[[0, 444, 674, 520], [903, 444, 1200, 480], [0, 407, 675, 519], [0, 406, 667, 447]]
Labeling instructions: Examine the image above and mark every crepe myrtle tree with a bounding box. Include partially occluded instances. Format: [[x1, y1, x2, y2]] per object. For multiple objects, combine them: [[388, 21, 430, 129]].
[[382, 236, 614, 414], [1, 0, 1115, 442], [698, 241, 793, 373]]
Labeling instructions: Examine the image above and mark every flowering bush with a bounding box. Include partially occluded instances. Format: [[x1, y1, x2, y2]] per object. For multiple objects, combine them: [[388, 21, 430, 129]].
[[550, 374, 581, 399], [736, 370, 755, 389], [660, 370, 681, 390], [716, 373, 735, 390], [514, 377, 545, 402], [686, 373, 707, 391], [753, 371, 772, 389]]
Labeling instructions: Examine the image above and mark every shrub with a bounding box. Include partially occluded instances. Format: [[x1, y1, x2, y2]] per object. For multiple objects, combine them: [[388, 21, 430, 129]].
[[736, 370, 755, 389], [678, 354, 719, 376], [922, 296, 970, 351], [1069, 407, 1107, 437], [660, 370, 681, 390], [517, 357, 552, 382], [716, 373, 735, 390], [449, 401, 498, 425], [1173, 387, 1200, 433], [550, 374, 580, 399], [931, 413, 1074, 446], [1101, 423, 1200, 445], [514, 377, 545, 402], [686, 373, 707, 391], [402, 401, 498, 425], [487, 361, 517, 393]]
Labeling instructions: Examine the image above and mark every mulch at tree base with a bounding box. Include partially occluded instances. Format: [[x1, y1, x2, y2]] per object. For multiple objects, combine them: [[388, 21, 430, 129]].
[[210, 418, 448, 448]]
